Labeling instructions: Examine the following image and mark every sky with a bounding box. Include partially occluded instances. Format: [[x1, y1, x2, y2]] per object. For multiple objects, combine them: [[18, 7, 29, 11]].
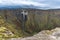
[[0, 0, 60, 9]]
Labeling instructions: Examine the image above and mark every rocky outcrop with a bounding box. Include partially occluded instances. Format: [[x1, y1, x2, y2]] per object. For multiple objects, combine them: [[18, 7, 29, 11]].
[[7, 27, 60, 40]]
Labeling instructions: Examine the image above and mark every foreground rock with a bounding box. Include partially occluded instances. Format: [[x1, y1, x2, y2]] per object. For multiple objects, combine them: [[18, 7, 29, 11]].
[[8, 27, 60, 40]]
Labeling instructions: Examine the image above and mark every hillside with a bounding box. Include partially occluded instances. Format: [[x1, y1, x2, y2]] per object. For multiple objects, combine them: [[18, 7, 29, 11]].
[[0, 8, 60, 40], [8, 27, 60, 40]]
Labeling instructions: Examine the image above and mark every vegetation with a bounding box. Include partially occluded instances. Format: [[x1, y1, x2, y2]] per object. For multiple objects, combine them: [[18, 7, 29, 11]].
[[0, 9, 60, 40], [0, 16, 25, 40]]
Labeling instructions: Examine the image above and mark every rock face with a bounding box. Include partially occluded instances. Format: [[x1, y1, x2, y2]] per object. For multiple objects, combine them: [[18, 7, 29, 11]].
[[8, 27, 60, 40], [0, 9, 60, 35], [0, 16, 15, 38], [0, 9, 60, 39]]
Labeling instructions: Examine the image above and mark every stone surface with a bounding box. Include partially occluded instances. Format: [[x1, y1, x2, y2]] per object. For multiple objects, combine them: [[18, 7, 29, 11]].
[[8, 27, 60, 40]]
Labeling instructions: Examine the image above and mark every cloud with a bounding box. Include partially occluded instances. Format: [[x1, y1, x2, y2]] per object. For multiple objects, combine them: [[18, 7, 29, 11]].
[[0, 0, 60, 9], [0, 0, 48, 7]]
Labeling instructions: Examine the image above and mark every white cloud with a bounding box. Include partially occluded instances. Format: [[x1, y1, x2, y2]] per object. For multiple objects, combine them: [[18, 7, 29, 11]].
[[49, 6, 60, 9], [0, 0, 60, 9], [0, 0, 48, 7]]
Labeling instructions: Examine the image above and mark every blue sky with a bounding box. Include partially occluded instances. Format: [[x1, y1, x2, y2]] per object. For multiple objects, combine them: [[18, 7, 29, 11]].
[[0, 0, 60, 9]]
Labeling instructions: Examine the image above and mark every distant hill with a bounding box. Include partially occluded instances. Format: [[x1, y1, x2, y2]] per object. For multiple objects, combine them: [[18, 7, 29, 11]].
[[0, 4, 51, 10]]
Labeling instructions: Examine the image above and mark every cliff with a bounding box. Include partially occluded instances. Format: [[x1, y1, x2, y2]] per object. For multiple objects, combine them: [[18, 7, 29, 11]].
[[0, 8, 60, 38]]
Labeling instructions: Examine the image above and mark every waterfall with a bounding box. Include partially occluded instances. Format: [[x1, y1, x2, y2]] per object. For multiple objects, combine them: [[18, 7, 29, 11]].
[[21, 10, 28, 33]]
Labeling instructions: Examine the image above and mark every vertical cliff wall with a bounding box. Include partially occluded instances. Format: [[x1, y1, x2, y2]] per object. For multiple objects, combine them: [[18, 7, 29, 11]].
[[0, 9, 60, 36]]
